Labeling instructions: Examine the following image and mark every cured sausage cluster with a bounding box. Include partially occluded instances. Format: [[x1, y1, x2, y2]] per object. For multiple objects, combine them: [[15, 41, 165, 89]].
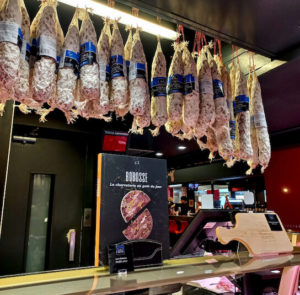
[[161, 37, 270, 173], [0, 0, 270, 173]]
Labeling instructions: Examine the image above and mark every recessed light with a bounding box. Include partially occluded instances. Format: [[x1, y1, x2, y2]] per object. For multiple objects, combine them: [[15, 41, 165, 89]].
[[155, 152, 163, 157], [176, 270, 184, 274], [178, 146, 186, 150], [282, 187, 289, 193], [271, 270, 281, 274]]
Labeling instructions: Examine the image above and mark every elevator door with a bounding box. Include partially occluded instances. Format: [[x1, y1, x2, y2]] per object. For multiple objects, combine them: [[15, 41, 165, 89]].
[[0, 137, 89, 275]]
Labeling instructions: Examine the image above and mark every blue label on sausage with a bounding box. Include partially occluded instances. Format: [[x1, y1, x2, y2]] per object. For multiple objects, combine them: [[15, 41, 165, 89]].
[[233, 95, 249, 116], [17, 27, 23, 50], [126, 60, 130, 76], [167, 74, 184, 95], [56, 55, 60, 74], [129, 62, 146, 80], [25, 43, 30, 62], [151, 77, 167, 97], [184, 74, 195, 95], [99, 62, 111, 82], [60, 49, 80, 75], [213, 79, 224, 99], [66, 50, 80, 62], [106, 65, 110, 80], [30, 38, 37, 57], [18, 27, 23, 40], [229, 120, 236, 139], [110, 55, 124, 78], [21, 42, 31, 62], [80, 41, 96, 67]]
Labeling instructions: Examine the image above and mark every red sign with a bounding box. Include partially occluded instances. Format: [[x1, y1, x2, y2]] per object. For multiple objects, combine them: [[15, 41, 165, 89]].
[[207, 190, 220, 201], [102, 135, 128, 152], [168, 187, 173, 198]]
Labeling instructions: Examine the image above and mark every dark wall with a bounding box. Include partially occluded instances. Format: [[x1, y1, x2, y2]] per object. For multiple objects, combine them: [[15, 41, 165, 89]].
[[0, 136, 96, 275], [0, 101, 14, 237], [171, 161, 257, 184], [265, 146, 300, 232]]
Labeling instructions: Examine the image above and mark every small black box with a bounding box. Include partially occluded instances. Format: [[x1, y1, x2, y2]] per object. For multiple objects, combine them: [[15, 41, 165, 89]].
[[108, 243, 134, 274], [131, 239, 162, 268], [108, 240, 162, 273]]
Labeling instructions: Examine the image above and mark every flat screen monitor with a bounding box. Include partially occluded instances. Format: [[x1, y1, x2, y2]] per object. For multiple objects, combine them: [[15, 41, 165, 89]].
[[171, 209, 240, 257], [188, 183, 199, 190]]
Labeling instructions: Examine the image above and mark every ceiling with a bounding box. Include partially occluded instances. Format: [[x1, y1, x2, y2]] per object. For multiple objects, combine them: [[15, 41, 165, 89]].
[[13, 0, 300, 172], [119, 0, 300, 57], [261, 57, 300, 132]]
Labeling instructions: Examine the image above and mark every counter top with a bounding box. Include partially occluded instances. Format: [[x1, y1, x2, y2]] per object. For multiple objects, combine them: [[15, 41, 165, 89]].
[[1, 252, 300, 294], [169, 215, 195, 221]]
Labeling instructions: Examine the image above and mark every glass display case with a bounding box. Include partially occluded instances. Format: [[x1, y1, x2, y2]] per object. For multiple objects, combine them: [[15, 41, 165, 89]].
[[0, 252, 299, 294]]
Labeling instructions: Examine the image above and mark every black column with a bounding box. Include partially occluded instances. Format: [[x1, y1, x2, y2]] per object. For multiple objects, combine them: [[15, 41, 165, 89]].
[[0, 101, 14, 237]]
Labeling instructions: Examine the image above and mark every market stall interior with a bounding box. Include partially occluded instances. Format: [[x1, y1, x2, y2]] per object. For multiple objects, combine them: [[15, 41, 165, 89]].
[[0, 0, 300, 294]]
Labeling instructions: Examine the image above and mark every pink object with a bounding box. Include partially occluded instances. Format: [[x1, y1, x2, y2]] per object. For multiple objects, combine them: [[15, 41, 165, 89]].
[[278, 266, 300, 295]]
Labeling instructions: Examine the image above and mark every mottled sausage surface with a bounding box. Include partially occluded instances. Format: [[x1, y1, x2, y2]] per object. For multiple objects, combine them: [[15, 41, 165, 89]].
[[129, 29, 147, 116], [249, 71, 270, 173], [150, 38, 167, 135], [194, 46, 215, 139], [167, 42, 183, 121], [110, 20, 128, 112], [0, 0, 22, 103], [32, 3, 57, 106], [14, 0, 32, 112], [182, 42, 199, 129], [55, 10, 79, 122], [234, 65, 253, 161]]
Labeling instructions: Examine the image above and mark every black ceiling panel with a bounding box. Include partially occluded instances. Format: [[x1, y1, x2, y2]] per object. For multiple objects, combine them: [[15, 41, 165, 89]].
[[121, 0, 300, 57], [260, 57, 300, 132]]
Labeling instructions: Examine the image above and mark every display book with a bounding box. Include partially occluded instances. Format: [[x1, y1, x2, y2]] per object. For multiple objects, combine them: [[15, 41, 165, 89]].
[[95, 153, 170, 273]]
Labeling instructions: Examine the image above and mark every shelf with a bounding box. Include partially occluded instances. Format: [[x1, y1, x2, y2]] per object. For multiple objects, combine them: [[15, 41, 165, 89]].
[[0, 252, 300, 294]]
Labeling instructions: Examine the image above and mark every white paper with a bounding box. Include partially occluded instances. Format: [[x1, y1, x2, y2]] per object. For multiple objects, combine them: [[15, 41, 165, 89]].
[[20, 40, 29, 60], [59, 49, 66, 68], [0, 21, 19, 45], [244, 191, 255, 205], [128, 62, 145, 81], [254, 112, 267, 128], [99, 62, 107, 82], [38, 34, 56, 60], [200, 78, 213, 95], [201, 194, 214, 209]]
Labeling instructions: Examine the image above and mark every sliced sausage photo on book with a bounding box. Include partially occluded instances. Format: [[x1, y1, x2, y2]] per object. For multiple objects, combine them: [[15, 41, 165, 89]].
[[122, 209, 153, 240], [120, 190, 151, 223]]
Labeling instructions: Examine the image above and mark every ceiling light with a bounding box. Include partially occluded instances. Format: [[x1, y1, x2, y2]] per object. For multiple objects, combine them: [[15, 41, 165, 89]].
[[155, 152, 163, 157], [12, 136, 36, 144], [178, 146, 186, 150], [271, 270, 281, 274], [58, 0, 178, 40], [282, 187, 289, 193], [176, 270, 184, 275]]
